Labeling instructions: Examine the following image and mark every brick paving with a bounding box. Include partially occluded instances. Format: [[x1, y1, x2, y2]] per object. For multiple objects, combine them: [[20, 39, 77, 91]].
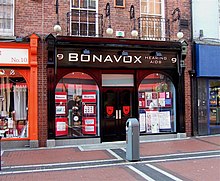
[[0, 135, 220, 180], [2, 147, 114, 166], [155, 157, 220, 181], [140, 136, 220, 156]]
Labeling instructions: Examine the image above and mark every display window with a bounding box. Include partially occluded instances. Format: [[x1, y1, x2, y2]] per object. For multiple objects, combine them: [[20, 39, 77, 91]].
[[0, 69, 28, 138], [209, 80, 220, 127], [138, 73, 176, 134], [55, 72, 99, 138]]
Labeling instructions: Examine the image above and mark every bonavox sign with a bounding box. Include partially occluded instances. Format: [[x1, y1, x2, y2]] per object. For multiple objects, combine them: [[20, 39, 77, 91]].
[[57, 48, 178, 69]]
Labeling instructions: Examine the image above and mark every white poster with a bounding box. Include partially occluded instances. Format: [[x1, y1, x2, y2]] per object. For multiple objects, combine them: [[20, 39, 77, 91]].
[[139, 113, 146, 132], [146, 111, 151, 132], [56, 122, 66, 131], [150, 112, 159, 133], [159, 111, 171, 129], [56, 106, 66, 115]]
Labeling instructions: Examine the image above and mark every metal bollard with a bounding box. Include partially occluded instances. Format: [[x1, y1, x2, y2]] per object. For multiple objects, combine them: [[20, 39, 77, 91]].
[[126, 118, 140, 161]]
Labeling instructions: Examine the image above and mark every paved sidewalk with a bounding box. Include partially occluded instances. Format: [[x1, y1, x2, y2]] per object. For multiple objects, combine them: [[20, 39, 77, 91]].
[[1, 135, 220, 167], [0, 135, 220, 180]]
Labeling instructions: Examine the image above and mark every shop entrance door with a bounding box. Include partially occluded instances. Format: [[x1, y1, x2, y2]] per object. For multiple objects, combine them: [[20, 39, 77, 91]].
[[102, 88, 134, 142]]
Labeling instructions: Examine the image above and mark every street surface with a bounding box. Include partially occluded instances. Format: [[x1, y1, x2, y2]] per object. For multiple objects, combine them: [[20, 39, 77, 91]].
[[0, 135, 220, 181]]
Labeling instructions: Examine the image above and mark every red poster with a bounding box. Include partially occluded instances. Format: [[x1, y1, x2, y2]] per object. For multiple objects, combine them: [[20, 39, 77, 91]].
[[55, 92, 67, 103], [55, 117, 68, 136], [82, 117, 96, 134], [82, 92, 96, 103]]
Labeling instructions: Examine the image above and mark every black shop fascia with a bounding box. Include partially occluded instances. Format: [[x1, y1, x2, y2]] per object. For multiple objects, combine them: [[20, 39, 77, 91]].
[[46, 35, 184, 142]]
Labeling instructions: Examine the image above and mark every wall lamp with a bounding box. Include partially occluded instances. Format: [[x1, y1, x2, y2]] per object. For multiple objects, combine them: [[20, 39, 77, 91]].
[[82, 49, 91, 55], [105, 3, 113, 35], [150, 51, 163, 57], [54, 0, 62, 34], [118, 50, 129, 56], [130, 5, 138, 37]]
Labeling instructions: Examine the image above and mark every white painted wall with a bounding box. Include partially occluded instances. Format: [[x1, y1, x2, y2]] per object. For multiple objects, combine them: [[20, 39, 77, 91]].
[[192, 0, 220, 39]]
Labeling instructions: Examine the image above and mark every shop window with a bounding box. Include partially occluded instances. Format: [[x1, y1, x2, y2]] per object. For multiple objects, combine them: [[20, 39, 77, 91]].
[[138, 73, 176, 134], [209, 80, 220, 128], [55, 72, 99, 138], [0, 69, 28, 138], [0, 0, 14, 36]]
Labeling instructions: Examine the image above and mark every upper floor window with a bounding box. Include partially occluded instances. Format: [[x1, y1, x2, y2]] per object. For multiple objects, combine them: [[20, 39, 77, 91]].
[[0, 0, 14, 37], [140, 0, 167, 40], [70, 0, 102, 37]]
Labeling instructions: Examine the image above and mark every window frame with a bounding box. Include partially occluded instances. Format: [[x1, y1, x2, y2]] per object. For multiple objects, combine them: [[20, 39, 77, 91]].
[[140, 0, 165, 40], [70, 0, 99, 37], [114, 0, 125, 8], [0, 0, 14, 37]]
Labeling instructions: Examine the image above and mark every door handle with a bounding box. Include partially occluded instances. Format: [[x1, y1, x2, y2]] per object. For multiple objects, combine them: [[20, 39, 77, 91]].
[[116, 110, 118, 119], [119, 110, 121, 119]]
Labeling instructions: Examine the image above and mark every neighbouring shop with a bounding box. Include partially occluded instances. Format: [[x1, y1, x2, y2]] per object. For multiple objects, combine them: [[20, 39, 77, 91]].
[[194, 43, 220, 135], [0, 34, 39, 148], [47, 35, 185, 144]]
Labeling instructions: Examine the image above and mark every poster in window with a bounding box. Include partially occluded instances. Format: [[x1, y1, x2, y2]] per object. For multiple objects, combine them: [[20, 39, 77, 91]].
[[55, 117, 68, 136], [150, 112, 159, 133], [114, 0, 125, 7], [56, 105, 66, 115], [146, 111, 151, 132], [139, 113, 146, 132], [159, 111, 171, 129], [82, 117, 96, 134]]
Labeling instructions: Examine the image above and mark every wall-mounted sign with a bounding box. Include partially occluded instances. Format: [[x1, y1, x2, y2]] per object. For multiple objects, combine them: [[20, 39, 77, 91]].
[[0, 48, 29, 64], [57, 48, 178, 69]]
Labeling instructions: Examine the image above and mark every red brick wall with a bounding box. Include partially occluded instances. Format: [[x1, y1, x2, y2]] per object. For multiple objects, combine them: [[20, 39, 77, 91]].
[[14, 0, 192, 146]]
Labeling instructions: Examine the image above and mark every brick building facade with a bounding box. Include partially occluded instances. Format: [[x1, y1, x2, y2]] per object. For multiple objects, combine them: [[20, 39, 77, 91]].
[[0, 0, 192, 148]]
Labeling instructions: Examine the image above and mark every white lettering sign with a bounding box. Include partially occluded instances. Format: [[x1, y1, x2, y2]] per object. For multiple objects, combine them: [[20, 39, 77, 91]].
[[0, 48, 29, 64], [68, 53, 143, 64]]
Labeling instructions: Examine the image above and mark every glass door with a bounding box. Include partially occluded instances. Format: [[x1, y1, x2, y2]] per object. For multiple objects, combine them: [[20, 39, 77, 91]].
[[101, 88, 134, 142]]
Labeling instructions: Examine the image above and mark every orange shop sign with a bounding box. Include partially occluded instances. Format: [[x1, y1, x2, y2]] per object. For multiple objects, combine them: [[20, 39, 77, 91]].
[[0, 48, 29, 64]]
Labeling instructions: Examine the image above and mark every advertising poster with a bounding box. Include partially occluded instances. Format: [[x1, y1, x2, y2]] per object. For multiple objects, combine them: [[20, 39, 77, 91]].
[[55, 117, 68, 136], [150, 111, 159, 133], [139, 113, 146, 132], [82, 117, 96, 134], [146, 111, 159, 133], [82, 92, 96, 103], [55, 92, 67, 103], [159, 111, 171, 129], [145, 111, 151, 132], [56, 105, 66, 115]]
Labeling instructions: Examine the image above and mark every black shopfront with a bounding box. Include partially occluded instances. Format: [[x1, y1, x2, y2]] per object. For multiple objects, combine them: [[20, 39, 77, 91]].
[[47, 35, 184, 143]]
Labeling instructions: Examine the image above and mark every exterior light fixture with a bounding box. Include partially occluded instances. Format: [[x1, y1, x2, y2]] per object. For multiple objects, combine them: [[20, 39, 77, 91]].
[[54, 0, 62, 34], [105, 3, 113, 35], [130, 5, 138, 37], [150, 51, 163, 57], [106, 27, 113, 35], [54, 24, 62, 33], [177, 31, 184, 39], [131, 29, 138, 37], [118, 50, 129, 56], [82, 49, 91, 55]]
